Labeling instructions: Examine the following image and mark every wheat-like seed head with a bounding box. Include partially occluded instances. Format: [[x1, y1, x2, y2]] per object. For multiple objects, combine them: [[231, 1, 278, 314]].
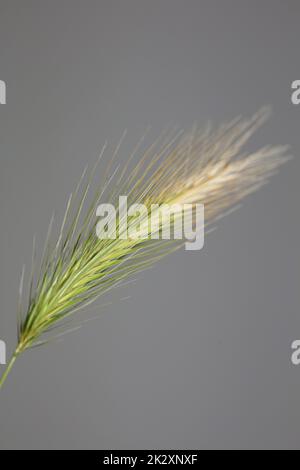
[[0, 109, 290, 388]]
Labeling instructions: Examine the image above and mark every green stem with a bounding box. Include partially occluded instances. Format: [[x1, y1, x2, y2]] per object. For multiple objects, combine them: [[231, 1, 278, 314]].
[[0, 351, 18, 390]]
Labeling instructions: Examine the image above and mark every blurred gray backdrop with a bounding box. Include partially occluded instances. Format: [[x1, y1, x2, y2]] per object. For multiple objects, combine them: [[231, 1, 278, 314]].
[[0, 0, 299, 449]]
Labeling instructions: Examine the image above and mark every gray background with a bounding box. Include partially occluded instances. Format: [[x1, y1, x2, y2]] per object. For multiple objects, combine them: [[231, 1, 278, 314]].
[[0, 0, 299, 450]]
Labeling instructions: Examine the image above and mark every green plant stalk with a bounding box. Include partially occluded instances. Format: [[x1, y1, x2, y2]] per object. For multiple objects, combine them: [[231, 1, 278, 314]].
[[0, 350, 19, 390]]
